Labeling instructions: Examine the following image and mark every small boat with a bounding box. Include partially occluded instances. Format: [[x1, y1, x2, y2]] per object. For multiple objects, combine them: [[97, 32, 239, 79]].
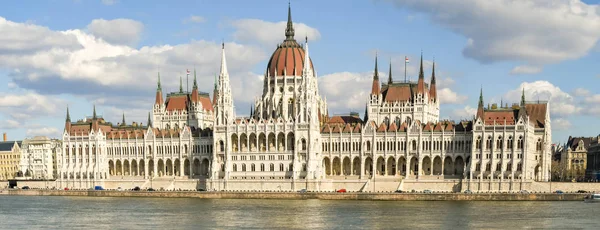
[[584, 194, 600, 203]]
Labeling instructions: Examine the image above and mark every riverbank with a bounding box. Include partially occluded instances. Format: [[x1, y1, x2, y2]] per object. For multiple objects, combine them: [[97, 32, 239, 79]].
[[1, 189, 586, 201]]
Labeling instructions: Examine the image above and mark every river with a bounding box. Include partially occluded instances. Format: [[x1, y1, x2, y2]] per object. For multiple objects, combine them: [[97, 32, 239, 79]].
[[0, 196, 598, 229]]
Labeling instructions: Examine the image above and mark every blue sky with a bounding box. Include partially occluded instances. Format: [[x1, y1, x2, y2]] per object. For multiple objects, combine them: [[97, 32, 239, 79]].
[[0, 0, 599, 144]]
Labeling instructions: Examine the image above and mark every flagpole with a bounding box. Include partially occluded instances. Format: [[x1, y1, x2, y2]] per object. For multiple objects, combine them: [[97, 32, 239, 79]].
[[404, 56, 407, 82]]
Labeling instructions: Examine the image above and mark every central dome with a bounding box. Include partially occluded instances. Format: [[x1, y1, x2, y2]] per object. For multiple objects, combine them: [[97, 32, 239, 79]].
[[265, 5, 314, 77]]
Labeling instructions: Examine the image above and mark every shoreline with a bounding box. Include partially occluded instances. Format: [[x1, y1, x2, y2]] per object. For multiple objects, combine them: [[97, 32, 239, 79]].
[[1, 189, 587, 201]]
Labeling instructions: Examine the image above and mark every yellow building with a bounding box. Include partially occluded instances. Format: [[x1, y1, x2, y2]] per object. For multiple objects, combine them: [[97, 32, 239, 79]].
[[0, 141, 22, 181]]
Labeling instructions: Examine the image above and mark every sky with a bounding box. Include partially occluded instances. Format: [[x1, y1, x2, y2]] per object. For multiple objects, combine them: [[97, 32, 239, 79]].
[[0, 0, 600, 144]]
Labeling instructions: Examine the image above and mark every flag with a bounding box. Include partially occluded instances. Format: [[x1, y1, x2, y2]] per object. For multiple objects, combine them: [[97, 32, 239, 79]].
[[405, 57, 410, 63], [186, 69, 190, 75]]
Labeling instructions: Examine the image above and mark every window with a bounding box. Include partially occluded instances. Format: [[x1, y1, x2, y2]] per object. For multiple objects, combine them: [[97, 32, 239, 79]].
[[251, 164, 256, 172], [517, 136, 524, 149], [486, 136, 492, 150], [496, 136, 503, 149], [476, 136, 482, 150]]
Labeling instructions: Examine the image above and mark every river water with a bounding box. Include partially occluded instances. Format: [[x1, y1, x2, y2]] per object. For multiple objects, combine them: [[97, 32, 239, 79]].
[[0, 196, 598, 229]]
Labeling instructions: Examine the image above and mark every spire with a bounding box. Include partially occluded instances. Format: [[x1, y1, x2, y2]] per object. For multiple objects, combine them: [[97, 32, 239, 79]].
[[303, 36, 312, 75], [65, 106, 71, 122], [285, 2, 295, 41], [147, 112, 152, 127], [521, 88, 526, 106], [388, 59, 393, 85], [476, 87, 484, 119], [157, 72, 161, 92], [193, 68, 198, 89], [220, 43, 229, 77], [371, 53, 380, 95], [92, 104, 97, 120], [179, 76, 183, 93], [429, 61, 437, 101], [417, 52, 425, 94], [122, 112, 126, 126], [418, 52, 424, 80]]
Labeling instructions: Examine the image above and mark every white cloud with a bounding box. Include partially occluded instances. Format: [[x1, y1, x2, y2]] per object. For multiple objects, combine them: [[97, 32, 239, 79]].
[[319, 72, 372, 113], [0, 120, 20, 129], [438, 88, 467, 104], [451, 106, 477, 120], [101, 0, 117, 6], [0, 17, 81, 53], [553, 118, 572, 130], [573, 88, 591, 97], [231, 19, 321, 46], [87, 19, 144, 46], [584, 94, 600, 104], [0, 92, 65, 119], [388, 0, 600, 70], [184, 15, 206, 24], [510, 65, 542, 75], [503, 81, 581, 117], [26, 126, 61, 138]]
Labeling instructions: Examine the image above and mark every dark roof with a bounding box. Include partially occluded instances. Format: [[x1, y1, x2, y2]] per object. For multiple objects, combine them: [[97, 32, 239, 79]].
[[567, 136, 592, 151], [0, 141, 22, 152]]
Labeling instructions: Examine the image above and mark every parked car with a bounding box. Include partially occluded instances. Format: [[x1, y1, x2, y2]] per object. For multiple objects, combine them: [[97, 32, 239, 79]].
[[94, 186, 104, 191], [64, 187, 69, 191], [554, 190, 564, 194], [464, 190, 473, 194], [133, 186, 141, 191], [423, 190, 433, 194], [147, 188, 156, 191], [117, 187, 123, 191], [577, 190, 588, 193], [298, 189, 307, 193], [394, 190, 404, 193], [196, 188, 206, 192], [336, 188, 347, 193], [519, 190, 529, 194], [21, 186, 30, 190]]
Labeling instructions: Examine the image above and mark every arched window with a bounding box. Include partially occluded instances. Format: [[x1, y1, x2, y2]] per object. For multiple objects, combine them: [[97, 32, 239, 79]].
[[476, 136, 482, 150], [496, 136, 503, 149], [251, 164, 256, 172], [536, 138, 542, 151], [242, 164, 246, 172], [507, 136, 513, 149], [517, 136, 524, 149], [412, 140, 417, 151], [486, 136, 492, 150], [233, 164, 237, 172], [279, 163, 284, 171], [301, 139, 307, 151], [270, 163, 274, 171], [260, 163, 265, 172], [219, 140, 224, 152]]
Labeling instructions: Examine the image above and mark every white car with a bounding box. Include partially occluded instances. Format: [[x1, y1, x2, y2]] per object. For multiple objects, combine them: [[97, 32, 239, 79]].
[[117, 187, 123, 191]]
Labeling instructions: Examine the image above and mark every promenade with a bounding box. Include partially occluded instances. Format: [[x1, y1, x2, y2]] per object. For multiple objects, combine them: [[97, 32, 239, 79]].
[[1, 189, 587, 201]]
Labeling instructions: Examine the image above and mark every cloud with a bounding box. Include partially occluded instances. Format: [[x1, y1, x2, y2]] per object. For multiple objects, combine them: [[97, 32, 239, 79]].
[[0, 120, 20, 129], [553, 118, 572, 130], [510, 65, 542, 75], [438, 88, 467, 104], [26, 126, 61, 138], [388, 0, 600, 70], [87, 18, 144, 46], [451, 105, 477, 120], [503, 81, 581, 117], [0, 17, 267, 114], [573, 88, 591, 97], [0, 17, 81, 54], [231, 19, 321, 46], [183, 15, 206, 24], [101, 0, 117, 5], [319, 72, 372, 113], [0, 92, 65, 120]]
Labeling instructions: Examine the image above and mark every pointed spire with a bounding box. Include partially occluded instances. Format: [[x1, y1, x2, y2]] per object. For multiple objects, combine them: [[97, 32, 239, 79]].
[[478, 87, 484, 107], [521, 88, 526, 106], [92, 104, 97, 120], [429, 61, 437, 101], [157, 72, 162, 92], [371, 53, 381, 95], [179, 76, 183, 93], [417, 52, 425, 94], [303, 36, 311, 74], [418, 52, 424, 80], [122, 112, 126, 126], [285, 2, 295, 41], [388, 59, 393, 85], [193, 68, 198, 89], [220, 43, 229, 77], [147, 112, 152, 127], [66, 106, 71, 122]]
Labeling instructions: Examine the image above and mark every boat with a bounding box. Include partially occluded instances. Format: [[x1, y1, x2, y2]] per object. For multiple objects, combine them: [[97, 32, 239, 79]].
[[584, 194, 600, 203]]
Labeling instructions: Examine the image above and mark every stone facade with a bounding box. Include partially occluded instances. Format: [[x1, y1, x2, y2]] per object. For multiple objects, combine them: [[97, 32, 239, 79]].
[[56, 5, 552, 192], [585, 135, 600, 181], [0, 140, 21, 181], [18, 136, 61, 180]]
